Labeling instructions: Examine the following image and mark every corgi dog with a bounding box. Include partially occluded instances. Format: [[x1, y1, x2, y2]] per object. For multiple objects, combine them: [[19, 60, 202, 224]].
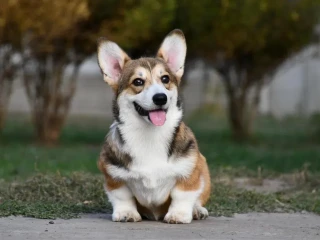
[[97, 29, 211, 224]]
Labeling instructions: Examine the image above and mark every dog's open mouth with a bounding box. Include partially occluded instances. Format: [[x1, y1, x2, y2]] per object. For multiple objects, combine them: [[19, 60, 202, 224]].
[[134, 102, 167, 126]]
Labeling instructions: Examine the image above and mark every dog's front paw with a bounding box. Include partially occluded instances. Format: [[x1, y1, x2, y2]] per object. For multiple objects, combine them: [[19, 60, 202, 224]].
[[193, 206, 208, 220], [163, 211, 192, 224], [112, 209, 142, 222]]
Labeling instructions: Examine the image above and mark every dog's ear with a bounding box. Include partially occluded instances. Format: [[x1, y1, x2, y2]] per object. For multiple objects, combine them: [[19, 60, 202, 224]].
[[157, 29, 187, 81], [97, 38, 131, 89]]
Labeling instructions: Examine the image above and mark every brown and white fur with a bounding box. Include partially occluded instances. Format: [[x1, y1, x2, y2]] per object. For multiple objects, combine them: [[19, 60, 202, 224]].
[[97, 29, 211, 224]]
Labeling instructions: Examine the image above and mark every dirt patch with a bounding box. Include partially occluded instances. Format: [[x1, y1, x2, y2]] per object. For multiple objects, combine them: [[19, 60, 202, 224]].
[[233, 177, 294, 193]]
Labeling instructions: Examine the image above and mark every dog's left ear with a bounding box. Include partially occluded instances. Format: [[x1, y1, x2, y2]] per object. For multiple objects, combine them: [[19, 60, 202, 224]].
[[157, 29, 187, 81]]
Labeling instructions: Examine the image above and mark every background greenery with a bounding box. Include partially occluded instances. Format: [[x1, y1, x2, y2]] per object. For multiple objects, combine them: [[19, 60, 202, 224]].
[[1, 113, 319, 179]]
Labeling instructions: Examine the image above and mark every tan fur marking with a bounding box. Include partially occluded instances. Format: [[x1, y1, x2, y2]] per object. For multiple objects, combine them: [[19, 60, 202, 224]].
[[167, 79, 176, 91], [176, 152, 201, 191], [98, 159, 124, 191], [173, 123, 205, 192], [126, 85, 143, 95], [175, 152, 211, 206], [199, 154, 211, 205], [151, 64, 166, 83], [125, 66, 153, 95], [151, 64, 176, 91]]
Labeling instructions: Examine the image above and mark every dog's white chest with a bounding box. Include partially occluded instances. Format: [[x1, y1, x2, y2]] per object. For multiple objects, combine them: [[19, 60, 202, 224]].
[[126, 160, 176, 207], [114, 118, 178, 208], [108, 110, 192, 207]]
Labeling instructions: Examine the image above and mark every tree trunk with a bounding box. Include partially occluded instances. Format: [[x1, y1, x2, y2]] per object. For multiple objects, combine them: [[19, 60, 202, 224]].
[[0, 107, 5, 132], [33, 111, 65, 145], [23, 57, 81, 146], [222, 65, 264, 142], [222, 67, 248, 142], [228, 94, 250, 142], [227, 80, 263, 142], [0, 47, 15, 133], [0, 77, 14, 132], [245, 81, 263, 136]]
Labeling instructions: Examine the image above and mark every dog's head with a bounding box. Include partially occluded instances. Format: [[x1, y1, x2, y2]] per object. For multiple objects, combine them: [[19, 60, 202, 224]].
[[97, 29, 186, 127]]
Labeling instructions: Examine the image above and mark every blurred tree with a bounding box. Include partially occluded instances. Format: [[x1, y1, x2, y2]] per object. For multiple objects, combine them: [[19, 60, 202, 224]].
[[0, 0, 177, 143], [13, 0, 90, 145], [97, 0, 176, 57], [0, 0, 20, 132], [175, 0, 320, 141]]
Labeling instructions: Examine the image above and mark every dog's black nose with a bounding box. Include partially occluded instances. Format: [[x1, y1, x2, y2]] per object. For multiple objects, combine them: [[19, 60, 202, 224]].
[[153, 93, 167, 106]]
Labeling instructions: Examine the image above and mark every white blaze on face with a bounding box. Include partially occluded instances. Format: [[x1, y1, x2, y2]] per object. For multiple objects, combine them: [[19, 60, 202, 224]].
[[137, 83, 170, 126], [146, 84, 168, 126]]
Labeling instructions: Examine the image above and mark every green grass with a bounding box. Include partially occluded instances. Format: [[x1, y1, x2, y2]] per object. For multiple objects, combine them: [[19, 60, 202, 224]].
[[188, 112, 320, 174], [0, 145, 99, 179], [0, 173, 319, 219], [0, 173, 110, 219], [0, 112, 319, 218], [0, 115, 107, 179]]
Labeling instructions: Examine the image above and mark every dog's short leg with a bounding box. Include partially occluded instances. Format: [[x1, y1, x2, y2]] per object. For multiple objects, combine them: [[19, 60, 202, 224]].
[[106, 185, 142, 222], [163, 187, 199, 224], [164, 154, 207, 224], [193, 201, 209, 220]]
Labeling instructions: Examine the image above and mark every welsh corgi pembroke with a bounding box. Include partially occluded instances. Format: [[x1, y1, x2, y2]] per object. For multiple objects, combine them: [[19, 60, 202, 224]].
[[97, 29, 211, 224]]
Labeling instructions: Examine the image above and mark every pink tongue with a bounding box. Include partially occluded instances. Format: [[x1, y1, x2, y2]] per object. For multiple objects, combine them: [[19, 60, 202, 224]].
[[149, 110, 166, 126]]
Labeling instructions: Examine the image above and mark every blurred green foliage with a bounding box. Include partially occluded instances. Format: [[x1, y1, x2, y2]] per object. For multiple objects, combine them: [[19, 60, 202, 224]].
[[0, 0, 89, 53], [1, 0, 319, 60]]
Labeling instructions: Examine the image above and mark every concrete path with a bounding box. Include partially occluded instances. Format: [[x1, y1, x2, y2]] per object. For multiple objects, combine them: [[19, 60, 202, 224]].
[[0, 213, 319, 240]]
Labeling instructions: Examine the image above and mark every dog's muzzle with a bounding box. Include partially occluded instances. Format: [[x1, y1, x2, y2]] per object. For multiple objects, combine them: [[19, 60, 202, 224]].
[[133, 102, 168, 126]]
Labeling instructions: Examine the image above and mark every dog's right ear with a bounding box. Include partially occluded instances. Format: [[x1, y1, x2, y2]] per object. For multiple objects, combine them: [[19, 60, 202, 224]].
[[157, 29, 186, 81], [97, 38, 131, 90]]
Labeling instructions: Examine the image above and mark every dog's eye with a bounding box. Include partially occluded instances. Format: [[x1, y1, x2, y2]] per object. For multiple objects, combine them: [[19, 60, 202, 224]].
[[161, 75, 170, 84], [132, 78, 145, 86]]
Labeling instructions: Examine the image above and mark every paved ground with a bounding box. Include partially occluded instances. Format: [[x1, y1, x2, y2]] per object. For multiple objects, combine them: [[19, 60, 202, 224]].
[[0, 213, 319, 240]]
